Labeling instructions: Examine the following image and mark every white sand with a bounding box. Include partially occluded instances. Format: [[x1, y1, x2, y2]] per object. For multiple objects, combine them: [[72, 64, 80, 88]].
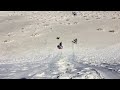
[[0, 11, 120, 79]]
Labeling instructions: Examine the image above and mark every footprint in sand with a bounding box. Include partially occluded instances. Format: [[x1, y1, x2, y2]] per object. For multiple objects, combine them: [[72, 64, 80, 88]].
[[83, 16, 87, 17], [67, 23, 71, 25], [86, 18, 90, 20], [7, 32, 15, 37], [96, 17, 101, 19], [21, 30, 24, 32], [96, 28, 104, 31], [43, 24, 49, 27], [30, 33, 41, 37], [108, 30, 115, 33], [21, 27, 24, 30], [73, 22, 78, 24], [59, 22, 62, 24], [20, 27, 26, 32], [112, 17, 116, 19], [3, 39, 14, 43], [66, 18, 70, 21]]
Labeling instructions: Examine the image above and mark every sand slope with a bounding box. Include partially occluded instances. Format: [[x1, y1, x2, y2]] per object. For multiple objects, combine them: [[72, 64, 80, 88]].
[[0, 11, 120, 79]]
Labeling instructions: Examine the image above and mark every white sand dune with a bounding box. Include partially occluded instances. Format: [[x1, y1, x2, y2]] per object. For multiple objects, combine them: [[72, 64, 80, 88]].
[[0, 11, 120, 79]]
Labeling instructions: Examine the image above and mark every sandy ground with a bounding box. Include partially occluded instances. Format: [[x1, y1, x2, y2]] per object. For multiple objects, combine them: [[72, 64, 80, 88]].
[[1, 11, 120, 79]]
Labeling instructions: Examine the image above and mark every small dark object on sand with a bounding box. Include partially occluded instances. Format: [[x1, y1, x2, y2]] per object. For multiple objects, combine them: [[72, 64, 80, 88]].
[[109, 30, 115, 32], [72, 38, 77, 44], [57, 42, 63, 49], [97, 28, 103, 31], [72, 12, 77, 16], [56, 37, 60, 39], [4, 40, 8, 43], [56, 75, 60, 79]]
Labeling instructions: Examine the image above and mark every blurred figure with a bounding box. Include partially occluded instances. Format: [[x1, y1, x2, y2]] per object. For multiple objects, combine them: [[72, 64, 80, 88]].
[[72, 38, 77, 44], [57, 42, 63, 49]]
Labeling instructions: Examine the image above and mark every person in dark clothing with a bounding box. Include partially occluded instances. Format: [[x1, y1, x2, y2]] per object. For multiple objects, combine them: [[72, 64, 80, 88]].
[[57, 42, 63, 49], [72, 38, 77, 44]]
